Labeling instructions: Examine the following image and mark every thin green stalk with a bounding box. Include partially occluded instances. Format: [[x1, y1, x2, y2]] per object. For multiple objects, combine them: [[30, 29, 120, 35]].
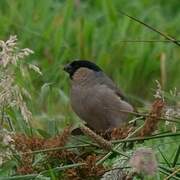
[[17, 144, 92, 155], [0, 106, 5, 128], [159, 166, 180, 177], [0, 163, 85, 180], [6, 117, 15, 131], [158, 147, 171, 168], [96, 124, 143, 165], [172, 145, 180, 167], [72, 136, 99, 147], [159, 166, 180, 179], [118, 109, 180, 123], [73, 135, 129, 158], [0, 174, 38, 180], [111, 149, 129, 158], [117, 40, 180, 43], [39, 163, 85, 175], [117, 10, 180, 47], [153, 130, 180, 136], [112, 132, 180, 144], [164, 168, 180, 180], [159, 169, 180, 180]]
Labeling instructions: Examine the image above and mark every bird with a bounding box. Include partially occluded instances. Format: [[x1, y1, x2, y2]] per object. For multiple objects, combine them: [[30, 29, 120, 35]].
[[63, 60, 134, 132]]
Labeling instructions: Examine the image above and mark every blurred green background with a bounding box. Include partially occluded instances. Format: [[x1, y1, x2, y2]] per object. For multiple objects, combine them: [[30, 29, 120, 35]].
[[0, 0, 179, 132]]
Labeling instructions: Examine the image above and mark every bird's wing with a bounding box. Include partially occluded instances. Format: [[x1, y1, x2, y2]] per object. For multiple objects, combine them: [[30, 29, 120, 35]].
[[95, 72, 127, 100], [84, 84, 134, 130]]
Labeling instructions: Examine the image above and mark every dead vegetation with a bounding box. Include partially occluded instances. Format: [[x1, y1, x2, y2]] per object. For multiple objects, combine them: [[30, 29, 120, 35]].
[[10, 96, 168, 179]]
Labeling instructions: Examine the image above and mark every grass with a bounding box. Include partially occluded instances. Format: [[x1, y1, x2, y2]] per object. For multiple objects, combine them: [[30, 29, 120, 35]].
[[0, 0, 180, 179], [0, 0, 179, 122]]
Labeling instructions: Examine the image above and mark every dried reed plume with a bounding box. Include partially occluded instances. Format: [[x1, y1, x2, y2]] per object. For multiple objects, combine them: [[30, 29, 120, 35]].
[[139, 98, 164, 137], [80, 125, 112, 150], [0, 35, 41, 124]]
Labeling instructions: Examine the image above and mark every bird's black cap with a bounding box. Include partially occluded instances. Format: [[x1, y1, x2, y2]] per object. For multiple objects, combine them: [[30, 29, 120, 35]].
[[64, 60, 102, 79]]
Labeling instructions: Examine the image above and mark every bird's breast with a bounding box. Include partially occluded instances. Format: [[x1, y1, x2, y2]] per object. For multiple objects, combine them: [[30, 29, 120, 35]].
[[70, 85, 89, 120]]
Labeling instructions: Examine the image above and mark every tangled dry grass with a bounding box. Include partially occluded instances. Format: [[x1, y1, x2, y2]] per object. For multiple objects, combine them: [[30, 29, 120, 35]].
[[10, 96, 165, 179]]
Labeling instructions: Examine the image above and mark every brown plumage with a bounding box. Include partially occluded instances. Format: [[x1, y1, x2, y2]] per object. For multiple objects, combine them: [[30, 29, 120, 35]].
[[64, 60, 134, 132]]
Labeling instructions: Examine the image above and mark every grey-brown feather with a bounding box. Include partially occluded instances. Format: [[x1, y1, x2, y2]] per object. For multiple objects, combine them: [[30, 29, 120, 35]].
[[94, 71, 127, 100], [70, 70, 133, 131]]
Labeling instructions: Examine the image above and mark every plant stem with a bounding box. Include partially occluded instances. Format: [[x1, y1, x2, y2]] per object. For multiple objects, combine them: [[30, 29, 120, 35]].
[[159, 167, 180, 180], [112, 132, 180, 144], [117, 10, 180, 47], [172, 145, 180, 167], [118, 109, 180, 123], [96, 124, 143, 165], [18, 144, 92, 155], [0, 163, 85, 180], [164, 168, 180, 180], [39, 162, 85, 175], [0, 174, 38, 180]]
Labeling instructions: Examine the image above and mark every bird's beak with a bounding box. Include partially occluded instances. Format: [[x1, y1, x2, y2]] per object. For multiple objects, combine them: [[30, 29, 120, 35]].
[[63, 64, 71, 73]]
